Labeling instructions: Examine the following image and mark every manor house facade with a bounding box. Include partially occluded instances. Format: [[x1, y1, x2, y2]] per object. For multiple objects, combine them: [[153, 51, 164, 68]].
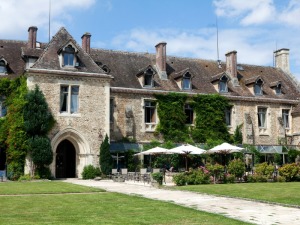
[[0, 26, 300, 178]]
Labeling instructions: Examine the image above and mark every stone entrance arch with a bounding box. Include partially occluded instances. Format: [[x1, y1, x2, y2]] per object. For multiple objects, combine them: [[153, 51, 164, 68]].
[[51, 128, 91, 178]]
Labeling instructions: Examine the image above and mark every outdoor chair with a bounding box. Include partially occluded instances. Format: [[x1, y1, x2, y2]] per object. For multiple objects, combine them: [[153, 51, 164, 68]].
[[152, 168, 160, 173], [140, 168, 150, 183], [121, 168, 128, 180]]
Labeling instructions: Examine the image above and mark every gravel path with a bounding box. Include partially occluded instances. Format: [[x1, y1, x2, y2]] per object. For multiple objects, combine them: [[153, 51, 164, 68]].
[[65, 179, 300, 225]]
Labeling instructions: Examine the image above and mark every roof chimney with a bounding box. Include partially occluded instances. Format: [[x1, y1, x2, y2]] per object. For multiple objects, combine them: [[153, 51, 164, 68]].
[[81, 32, 91, 54], [225, 50, 239, 86], [274, 48, 290, 73], [155, 42, 167, 80], [27, 26, 38, 49]]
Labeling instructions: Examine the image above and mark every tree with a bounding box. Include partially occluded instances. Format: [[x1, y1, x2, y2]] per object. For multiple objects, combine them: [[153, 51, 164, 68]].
[[23, 85, 55, 177], [23, 85, 55, 136], [233, 124, 243, 144], [99, 134, 113, 175]]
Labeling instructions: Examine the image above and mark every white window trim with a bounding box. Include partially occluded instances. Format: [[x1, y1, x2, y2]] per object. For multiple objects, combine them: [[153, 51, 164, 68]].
[[257, 106, 269, 135], [59, 43, 79, 68], [59, 84, 81, 117], [142, 98, 157, 132]]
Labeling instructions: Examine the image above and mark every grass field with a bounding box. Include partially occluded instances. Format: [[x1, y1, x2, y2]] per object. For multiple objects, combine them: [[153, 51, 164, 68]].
[[172, 182, 300, 206], [0, 181, 251, 225]]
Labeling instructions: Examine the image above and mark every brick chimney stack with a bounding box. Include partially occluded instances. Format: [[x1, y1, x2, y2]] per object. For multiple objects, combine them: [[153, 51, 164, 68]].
[[28, 26, 38, 49], [274, 48, 290, 73], [81, 32, 91, 54], [225, 50, 239, 86], [155, 42, 167, 80]]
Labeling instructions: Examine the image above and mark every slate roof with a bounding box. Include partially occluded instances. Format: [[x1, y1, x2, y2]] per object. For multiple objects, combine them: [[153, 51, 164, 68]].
[[90, 48, 300, 102], [0, 27, 300, 105], [0, 40, 28, 78]]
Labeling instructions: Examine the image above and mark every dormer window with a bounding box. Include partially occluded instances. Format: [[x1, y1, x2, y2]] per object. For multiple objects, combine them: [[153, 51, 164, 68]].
[[63, 45, 75, 66], [219, 75, 228, 93], [275, 83, 282, 95], [0, 60, 7, 74], [182, 72, 191, 90], [144, 68, 154, 87], [254, 78, 263, 95]]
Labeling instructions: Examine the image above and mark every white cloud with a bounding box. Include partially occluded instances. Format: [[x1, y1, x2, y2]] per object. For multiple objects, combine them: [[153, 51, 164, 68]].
[[0, 0, 96, 40], [213, 0, 276, 25], [279, 0, 300, 27]]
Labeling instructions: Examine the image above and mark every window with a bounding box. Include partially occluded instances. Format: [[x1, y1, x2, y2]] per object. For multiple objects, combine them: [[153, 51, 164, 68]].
[[254, 79, 263, 95], [185, 104, 194, 124], [60, 85, 79, 114], [258, 108, 267, 128], [0, 97, 7, 117], [110, 98, 114, 123], [275, 83, 282, 95], [182, 72, 191, 90], [219, 75, 228, 93], [0, 60, 7, 74], [144, 101, 156, 123], [144, 69, 154, 87], [63, 45, 75, 66], [225, 107, 231, 126], [282, 109, 289, 128]]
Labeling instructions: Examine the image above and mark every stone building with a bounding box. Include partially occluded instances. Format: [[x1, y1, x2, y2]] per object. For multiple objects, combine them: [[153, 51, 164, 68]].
[[0, 26, 300, 178]]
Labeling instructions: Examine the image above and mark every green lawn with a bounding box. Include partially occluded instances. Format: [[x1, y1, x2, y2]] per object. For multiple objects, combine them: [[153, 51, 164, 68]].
[[172, 182, 300, 206], [0, 181, 250, 225]]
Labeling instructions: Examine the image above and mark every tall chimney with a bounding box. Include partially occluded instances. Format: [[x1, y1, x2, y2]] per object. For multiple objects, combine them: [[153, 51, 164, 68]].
[[27, 26, 38, 49], [155, 42, 167, 80], [81, 32, 91, 54], [225, 50, 239, 86], [274, 48, 290, 73]]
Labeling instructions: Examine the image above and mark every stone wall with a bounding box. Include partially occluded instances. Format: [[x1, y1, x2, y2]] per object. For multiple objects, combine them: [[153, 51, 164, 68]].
[[27, 73, 111, 177]]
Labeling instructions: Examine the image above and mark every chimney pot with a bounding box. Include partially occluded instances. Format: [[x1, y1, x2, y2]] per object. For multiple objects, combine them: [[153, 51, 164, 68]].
[[81, 32, 91, 54], [274, 48, 290, 73], [27, 26, 38, 49], [155, 42, 167, 79]]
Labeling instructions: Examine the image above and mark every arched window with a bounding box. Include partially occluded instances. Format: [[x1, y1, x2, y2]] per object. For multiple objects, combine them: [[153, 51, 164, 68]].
[[0, 60, 7, 74], [254, 79, 263, 95], [182, 72, 191, 90], [275, 83, 282, 95], [144, 68, 154, 87], [63, 45, 75, 66], [219, 75, 228, 93]]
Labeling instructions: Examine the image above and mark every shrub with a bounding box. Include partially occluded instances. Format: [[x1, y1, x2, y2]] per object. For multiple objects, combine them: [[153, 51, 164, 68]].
[[35, 166, 52, 179], [223, 174, 235, 183], [274, 176, 286, 182], [278, 163, 300, 182], [82, 165, 101, 179], [206, 163, 224, 183], [173, 173, 187, 186], [227, 159, 245, 179], [151, 172, 163, 185], [99, 135, 113, 175], [254, 162, 274, 178]]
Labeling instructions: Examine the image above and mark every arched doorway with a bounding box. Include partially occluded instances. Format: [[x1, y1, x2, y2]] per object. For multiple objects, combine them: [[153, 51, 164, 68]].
[[56, 140, 76, 178]]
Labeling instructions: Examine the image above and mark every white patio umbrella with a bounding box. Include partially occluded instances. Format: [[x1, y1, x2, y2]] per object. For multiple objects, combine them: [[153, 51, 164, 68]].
[[168, 144, 206, 171], [134, 147, 170, 156], [207, 142, 245, 166], [134, 146, 171, 168], [207, 142, 244, 154]]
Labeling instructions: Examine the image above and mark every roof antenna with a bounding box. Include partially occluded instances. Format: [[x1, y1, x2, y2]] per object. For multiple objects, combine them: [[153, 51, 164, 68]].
[[216, 17, 222, 69], [48, 0, 51, 43]]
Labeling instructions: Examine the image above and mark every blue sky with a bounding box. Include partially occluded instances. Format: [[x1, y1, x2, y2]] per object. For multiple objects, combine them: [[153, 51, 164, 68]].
[[1, 0, 300, 79]]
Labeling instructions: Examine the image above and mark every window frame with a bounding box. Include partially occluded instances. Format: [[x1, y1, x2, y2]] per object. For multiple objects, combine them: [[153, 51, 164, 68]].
[[254, 79, 263, 96], [110, 98, 114, 124], [143, 68, 154, 88], [258, 107, 267, 128], [282, 109, 290, 129], [60, 85, 79, 114], [182, 72, 191, 90], [184, 104, 194, 125], [275, 83, 282, 95], [144, 100, 156, 124], [219, 75, 228, 93], [225, 107, 232, 126], [0, 60, 7, 74]]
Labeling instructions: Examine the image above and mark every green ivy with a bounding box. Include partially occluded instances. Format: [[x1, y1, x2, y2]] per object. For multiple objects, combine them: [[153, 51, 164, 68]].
[[191, 94, 231, 143], [154, 93, 189, 142], [2, 76, 29, 180]]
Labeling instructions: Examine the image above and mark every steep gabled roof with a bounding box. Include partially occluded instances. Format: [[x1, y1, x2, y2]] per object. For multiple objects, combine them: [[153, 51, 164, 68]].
[[32, 27, 105, 74]]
